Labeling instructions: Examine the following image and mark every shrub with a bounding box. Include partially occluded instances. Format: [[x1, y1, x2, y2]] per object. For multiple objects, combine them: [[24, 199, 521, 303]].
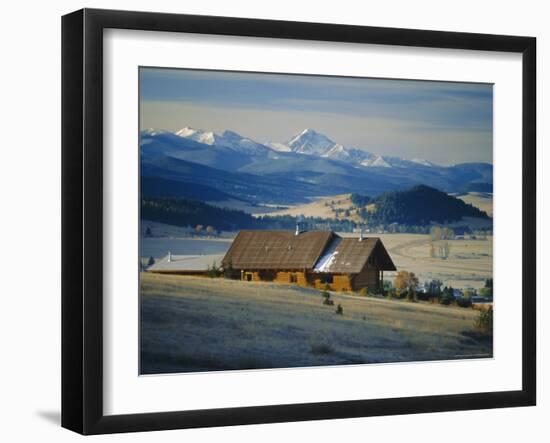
[[439, 286, 455, 305], [223, 261, 234, 279], [479, 286, 493, 299], [147, 256, 155, 266], [322, 291, 334, 306], [406, 288, 417, 302], [335, 304, 344, 315], [475, 306, 493, 332], [425, 279, 443, 298], [359, 287, 369, 297], [456, 296, 473, 308], [206, 262, 222, 278]]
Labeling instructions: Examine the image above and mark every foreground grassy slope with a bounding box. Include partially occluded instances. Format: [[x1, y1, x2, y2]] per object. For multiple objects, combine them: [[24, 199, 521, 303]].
[[140, 273, 492, 374]]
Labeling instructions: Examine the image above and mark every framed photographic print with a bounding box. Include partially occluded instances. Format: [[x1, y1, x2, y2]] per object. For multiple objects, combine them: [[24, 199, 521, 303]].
[[62, 8, 536, 435]]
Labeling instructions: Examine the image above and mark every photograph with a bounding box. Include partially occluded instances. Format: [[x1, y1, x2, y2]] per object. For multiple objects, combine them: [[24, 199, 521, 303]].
[[138, 68, 494, 374]]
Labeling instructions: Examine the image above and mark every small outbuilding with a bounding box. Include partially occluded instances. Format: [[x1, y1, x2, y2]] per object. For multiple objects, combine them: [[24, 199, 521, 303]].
[[147, 253, 224, 275]]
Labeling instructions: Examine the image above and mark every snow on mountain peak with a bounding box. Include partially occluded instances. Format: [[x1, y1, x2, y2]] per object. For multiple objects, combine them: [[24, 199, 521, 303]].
[[173, 126, 270, 155], [147, 126, 439, 169], [220, 129, 270, 155], [411, 158, 436, 167], [175, 126, 198, 137], [175, 127, 222, 146], [369, 156, 392, 168], [267, 142, 292, 152], [287, 129, 338, 156], [142, 128, 169, 136]]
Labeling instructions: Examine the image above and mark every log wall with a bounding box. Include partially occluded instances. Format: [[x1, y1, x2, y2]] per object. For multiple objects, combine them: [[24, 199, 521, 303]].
[[352, 267, 380, 291], [274, 271, 309, 286]]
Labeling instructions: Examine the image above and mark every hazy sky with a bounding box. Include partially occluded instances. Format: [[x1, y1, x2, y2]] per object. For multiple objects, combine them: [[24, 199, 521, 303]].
[[139, 68, 493, 165]]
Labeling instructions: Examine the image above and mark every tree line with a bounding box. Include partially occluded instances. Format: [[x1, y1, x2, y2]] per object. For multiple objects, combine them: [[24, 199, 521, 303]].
[[141, 197, 359, 232]]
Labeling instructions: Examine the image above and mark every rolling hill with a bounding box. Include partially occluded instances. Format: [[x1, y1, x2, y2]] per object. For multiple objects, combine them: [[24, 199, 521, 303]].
[[356, 185, 490, 225]]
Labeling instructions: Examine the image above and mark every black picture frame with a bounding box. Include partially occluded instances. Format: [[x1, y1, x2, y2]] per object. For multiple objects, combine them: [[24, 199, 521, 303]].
[[62, 8, 536, 435]]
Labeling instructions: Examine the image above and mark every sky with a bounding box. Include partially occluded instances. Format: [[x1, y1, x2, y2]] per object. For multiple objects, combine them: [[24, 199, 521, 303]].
[[139, 67, 493, 165]]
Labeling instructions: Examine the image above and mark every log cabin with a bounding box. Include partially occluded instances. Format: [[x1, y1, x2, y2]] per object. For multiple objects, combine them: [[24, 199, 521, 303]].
[[222, 229, 396, 292]]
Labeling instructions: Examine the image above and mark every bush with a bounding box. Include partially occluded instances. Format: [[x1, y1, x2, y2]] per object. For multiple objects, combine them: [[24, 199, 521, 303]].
[[475, 306, 493, 332], [223, 261, 235, 279], [406, 288, 417, 302], [425, 279, 443, 298], [358, 287, 369, 297], [147, 256, 155, 266], [206, 263, 222, 278], [322, 291, 334, 306], [439, 286, 455, 305], [479, 286, 493, 299], [439, 293, 453, 305], [335, 304, 344, 315], [456, 296, 473, 308]]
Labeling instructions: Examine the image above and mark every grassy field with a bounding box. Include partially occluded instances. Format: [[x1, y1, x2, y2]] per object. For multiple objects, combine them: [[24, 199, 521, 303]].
[[454, 192, 493, 217], [253, 193, 362, 221], [140, 273, 492, 374], [370, 233, 493, 289]]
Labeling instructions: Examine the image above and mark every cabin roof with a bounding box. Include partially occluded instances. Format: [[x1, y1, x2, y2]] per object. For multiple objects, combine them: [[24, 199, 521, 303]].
[[222, 230, 334, 270], [314, 237, 396, 273], [222, 230, 396, 273]]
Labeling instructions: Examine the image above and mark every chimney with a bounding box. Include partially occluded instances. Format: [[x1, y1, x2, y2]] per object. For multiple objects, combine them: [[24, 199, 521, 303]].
[[167, 251, 172, 262]]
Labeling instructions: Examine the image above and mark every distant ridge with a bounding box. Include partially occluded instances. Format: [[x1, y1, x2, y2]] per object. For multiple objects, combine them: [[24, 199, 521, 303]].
[[140, 127, 493, 202]]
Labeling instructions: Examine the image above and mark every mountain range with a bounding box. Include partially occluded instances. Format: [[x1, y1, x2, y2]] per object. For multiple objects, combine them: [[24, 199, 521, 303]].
[[140, 127, 493, 205]]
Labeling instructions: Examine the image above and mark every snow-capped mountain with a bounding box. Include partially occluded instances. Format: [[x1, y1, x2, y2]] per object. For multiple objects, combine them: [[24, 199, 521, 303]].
[[360, 155, 392, 168], [411, 158, 437, 167], [277, 129, 376, 165], [144, 125, 438, 170], [218, 130, 270, 156], [273, 128, 434, 169], [141, 128, 170, 137], [140, 126, 493, 199], [266, 142, 292, 152], [285, 128, 339, 156], [175, 127, 269, 156], [175, 127, 226, 146]]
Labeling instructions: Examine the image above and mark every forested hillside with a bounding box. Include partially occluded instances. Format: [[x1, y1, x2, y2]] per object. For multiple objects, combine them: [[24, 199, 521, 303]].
[[355, 185, 490, 225]]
